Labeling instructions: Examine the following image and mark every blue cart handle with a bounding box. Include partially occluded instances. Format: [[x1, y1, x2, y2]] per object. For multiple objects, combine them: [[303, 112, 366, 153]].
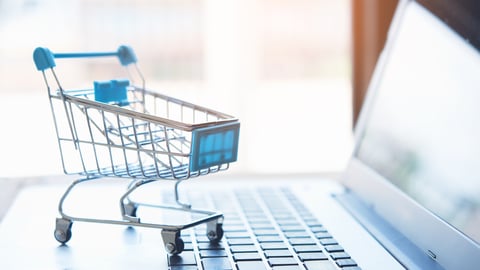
[[33, 45, 137, 71]]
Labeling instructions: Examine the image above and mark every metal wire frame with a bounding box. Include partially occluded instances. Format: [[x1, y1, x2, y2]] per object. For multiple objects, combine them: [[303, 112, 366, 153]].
[[37, 48, 237, 254]]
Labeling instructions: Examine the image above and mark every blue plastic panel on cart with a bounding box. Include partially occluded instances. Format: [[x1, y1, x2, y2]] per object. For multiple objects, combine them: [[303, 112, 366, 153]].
[[190, 122, 240, 172], [94, 79, 130, 106]]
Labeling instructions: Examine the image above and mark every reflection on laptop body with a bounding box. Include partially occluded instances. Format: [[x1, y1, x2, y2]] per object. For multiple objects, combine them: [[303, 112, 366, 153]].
[[168, 0, 480, 269]]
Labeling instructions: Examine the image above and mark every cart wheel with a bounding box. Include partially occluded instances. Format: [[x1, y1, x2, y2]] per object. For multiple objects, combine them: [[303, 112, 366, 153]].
[[54, 228, 72, 244], [165, 237, 184, 255], [54, 218, 73, 244], [207, 223, 224, 243]]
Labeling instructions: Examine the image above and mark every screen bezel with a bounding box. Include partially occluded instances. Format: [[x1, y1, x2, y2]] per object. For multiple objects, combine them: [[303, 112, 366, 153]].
[[341, 0, 480, 269]]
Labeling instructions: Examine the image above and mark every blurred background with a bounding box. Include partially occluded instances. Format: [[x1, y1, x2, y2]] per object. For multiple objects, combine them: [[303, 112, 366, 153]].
[[0, 0, 354, 178]]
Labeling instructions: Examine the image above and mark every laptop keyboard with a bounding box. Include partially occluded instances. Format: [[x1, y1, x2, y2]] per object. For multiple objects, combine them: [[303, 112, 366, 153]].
[[167, 187, 361, 270]]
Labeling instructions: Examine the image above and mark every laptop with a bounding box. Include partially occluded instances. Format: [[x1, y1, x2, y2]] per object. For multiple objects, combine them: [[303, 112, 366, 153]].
[[162, 0, 479, 269], [0, 0, 479, 269]]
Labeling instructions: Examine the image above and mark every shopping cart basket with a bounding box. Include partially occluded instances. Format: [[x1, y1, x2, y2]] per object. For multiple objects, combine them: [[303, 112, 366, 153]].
[[33, 45, 240, 255]]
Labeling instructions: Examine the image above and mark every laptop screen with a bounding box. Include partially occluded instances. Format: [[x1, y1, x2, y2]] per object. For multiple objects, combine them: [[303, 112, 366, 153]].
[[355, 1, 480, 244]]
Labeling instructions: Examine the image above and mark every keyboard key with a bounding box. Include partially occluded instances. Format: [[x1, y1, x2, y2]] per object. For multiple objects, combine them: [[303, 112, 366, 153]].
[[236, 261, 268, 270], [200, 249, 228, 258], [233, 252, 262, 261], [228, 238, 255, 245], [314, 232, 332, 239], [289, 238, 316, 245], [319, 238, 338, 246], [298, 252, 328, 261], [257, 236, 284, 243], [304, 260, 337, 270], [342, 267, 362, 270], [268, 257, 299, 266], [284, 231, 310, 238], [260, 242, 289, 250], [183, 242, 194, 251], [202, 257, 233, 270], [264, 249, 293, 258], [168, 252, 196, 266], [276, 220, 301, 226], [304, 220, 322, 227], [324, 245, 344, 253], [251, 224, 276, 230], [198, 242, 225, 250], [293, 245, 322, 253], [330, 252, 351, 260], [335, 259, 358, 267], [231, 245, 258, 253], [272, 214, 295, 220], [310, 226, 327, 233]]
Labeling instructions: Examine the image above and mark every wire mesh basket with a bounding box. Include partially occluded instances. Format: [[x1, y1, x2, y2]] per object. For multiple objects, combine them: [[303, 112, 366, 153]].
[[33, 45, 240, 255]]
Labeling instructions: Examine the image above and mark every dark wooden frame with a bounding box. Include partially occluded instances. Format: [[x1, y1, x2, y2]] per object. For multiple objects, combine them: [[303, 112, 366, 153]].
[[351, 0, 398, 126]]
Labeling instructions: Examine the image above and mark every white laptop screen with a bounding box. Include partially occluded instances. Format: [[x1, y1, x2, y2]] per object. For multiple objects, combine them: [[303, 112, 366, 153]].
[[355, 1, 480, 244]]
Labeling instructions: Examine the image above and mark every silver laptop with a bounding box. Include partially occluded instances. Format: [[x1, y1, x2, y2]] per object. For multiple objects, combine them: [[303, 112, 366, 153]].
[[333, 0, 480, 268], [174, 0, 479, 269], [0, 0, 479, 269], [330, 0, 480, 269]]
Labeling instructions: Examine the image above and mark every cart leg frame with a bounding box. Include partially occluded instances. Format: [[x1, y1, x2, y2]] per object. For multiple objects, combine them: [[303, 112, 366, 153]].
[[54, 176, 224, 255]]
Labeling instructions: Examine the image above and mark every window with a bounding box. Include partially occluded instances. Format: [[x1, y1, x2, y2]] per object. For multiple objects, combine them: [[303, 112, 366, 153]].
[[0, 0, 351, 177]]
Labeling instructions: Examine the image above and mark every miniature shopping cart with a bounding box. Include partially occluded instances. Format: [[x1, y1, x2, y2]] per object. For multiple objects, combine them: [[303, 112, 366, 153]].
[[33, 45, 240, 255]]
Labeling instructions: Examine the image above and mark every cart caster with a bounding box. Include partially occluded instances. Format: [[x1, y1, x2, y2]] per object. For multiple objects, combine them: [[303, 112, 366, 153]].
[[54, 218, 72, 244], [161, 230, 184, 255], [207, 221, 224, 243], [122, 201, 140, 223]]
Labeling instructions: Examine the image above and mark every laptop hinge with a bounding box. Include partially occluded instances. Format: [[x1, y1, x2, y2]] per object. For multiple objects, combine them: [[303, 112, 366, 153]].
[[334, 190, 445, 270]]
